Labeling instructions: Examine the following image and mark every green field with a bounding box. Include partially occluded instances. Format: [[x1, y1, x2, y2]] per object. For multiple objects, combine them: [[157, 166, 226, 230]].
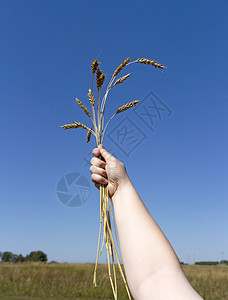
[[0, 263, 228, 300]]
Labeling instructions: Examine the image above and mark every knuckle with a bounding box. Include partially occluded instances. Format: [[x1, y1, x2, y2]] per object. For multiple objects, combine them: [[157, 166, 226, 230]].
[[111, 156, 117, 163], [91, 174, 95, 182], [119, 161, 124, 168]]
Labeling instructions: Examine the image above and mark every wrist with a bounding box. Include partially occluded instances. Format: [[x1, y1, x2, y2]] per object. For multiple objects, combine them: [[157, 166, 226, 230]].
[[111, 174, 132, 205]]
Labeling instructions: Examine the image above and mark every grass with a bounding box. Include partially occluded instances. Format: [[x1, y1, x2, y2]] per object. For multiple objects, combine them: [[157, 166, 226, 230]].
[[183, 264, 228, 300], [0, 263, 228, 300]]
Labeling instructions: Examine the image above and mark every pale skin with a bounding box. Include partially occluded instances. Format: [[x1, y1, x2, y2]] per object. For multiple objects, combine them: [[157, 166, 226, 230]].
[[90, 144, 203, 300]]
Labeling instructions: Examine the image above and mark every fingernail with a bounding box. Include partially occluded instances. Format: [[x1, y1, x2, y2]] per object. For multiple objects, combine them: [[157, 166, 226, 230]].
[[100, 144, 104, 149]]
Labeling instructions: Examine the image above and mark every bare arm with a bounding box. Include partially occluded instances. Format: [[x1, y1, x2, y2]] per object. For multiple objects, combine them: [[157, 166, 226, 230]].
[[90, 145, 203, 300]]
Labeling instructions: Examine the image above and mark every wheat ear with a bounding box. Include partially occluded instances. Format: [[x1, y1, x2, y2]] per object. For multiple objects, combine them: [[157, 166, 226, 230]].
[[113, 57, 131, 77], [88, 89, 95, 107], [91, 59, 99, 94], [116, 100, 140, 114], [92, 59, 99, 75], [86, 126, 92, 143], [128, 57, 166, 69], [96, 68, 106, 140], [76, 98, 92, 119], [61, 122, 95, 137], [88, 89, 98, 136], [61, 122, 89, 130], [96, 68, 105, 89], [113, 73, 131, 87]]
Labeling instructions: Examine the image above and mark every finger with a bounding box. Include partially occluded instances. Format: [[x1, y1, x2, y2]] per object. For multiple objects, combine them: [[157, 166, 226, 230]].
[[94, 183, 100, 189], [92, 148, 101, 157], [90, 165, 107, 178], [91, 173, 108, 185], [99, 144, 115, 163], [90, 157, 106, 169]]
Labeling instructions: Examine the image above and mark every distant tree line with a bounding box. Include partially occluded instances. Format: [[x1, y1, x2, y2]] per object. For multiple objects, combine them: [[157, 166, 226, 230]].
[[0, 251, 47, 263], [195, 260, 228, 266]]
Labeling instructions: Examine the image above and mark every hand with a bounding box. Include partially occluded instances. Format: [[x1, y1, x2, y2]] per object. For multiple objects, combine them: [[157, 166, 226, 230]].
[[90, 144, 129, 198]]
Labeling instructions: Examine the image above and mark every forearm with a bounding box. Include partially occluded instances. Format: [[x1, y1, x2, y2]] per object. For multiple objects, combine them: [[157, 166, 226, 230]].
[[112, 176, 202, 299]]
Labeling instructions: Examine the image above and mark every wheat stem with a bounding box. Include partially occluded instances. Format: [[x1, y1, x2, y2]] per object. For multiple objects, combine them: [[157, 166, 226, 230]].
[[93, 185, 103, 287], [106, 200, 117, 299], [88, 89, 98, 137], [101, 113, 116, 143], [105, 195, 132, 299], [109, 197, 119, 247]]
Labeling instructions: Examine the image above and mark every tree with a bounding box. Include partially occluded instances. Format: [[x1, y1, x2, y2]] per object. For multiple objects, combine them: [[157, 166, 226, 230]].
[[195, 261, 218, 266], [15, 254, 25, 263], [1, 251, 18, 263], [0, 250, 47, 263], [25, 250, 47, 262]]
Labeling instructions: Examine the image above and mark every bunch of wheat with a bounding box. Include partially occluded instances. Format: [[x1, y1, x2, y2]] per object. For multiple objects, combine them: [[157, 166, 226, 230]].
[[61, 56, 165, 299]]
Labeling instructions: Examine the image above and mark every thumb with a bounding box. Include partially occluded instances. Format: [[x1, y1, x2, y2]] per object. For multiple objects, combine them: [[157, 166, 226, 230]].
[[98, 144, 115, 163]]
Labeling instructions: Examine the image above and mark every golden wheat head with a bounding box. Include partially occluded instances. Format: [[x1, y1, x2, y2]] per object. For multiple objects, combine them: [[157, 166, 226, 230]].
[[136, 58, 166, 69], [91, 59, 99, 74], [113, 57, 130, 77], [88, 89, 95, 107], [96, 68, 105, 88], [113, 73, 131, 87], [76, 98, 91, 118], [61, 122, 90, 130], [116, 100, 140, 114], [87, 126, 92, 143]]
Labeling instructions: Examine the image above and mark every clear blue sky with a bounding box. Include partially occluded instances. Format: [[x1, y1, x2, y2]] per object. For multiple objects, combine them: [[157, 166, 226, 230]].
[[0, 0, 227, 264]]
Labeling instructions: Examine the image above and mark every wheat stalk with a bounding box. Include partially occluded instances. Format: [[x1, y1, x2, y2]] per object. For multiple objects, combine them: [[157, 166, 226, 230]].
[[61, 56, 165, 300]]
